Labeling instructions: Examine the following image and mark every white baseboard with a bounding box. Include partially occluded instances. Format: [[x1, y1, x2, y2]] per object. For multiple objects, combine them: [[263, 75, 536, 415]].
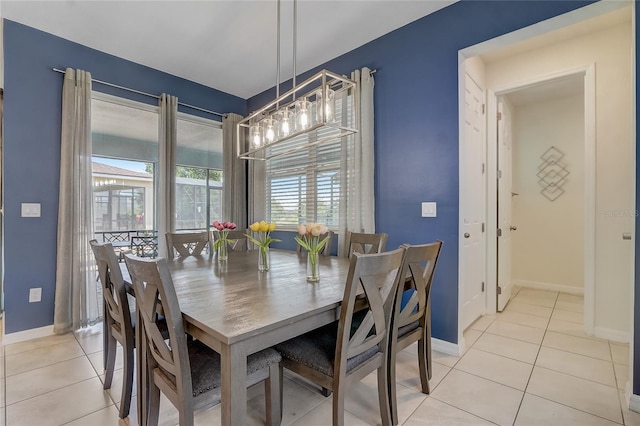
[[432, 337, 461, 357], [593, 326, 630, 343], [513, 280, 584, 295], [629, 389, 640, 413], [3, 325, 55, 346]]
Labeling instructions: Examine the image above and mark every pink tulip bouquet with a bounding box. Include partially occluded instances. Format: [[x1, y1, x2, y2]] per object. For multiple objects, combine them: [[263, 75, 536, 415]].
[[295, 223, 330, 282], [212, 221, 237, 259], [295, 223, 330, 254]]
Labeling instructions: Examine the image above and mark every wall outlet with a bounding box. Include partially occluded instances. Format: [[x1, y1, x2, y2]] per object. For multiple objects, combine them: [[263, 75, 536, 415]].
[[29, 287, 42, 303]]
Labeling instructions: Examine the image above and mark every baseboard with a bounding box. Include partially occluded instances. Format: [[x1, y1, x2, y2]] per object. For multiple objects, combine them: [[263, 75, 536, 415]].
[[629, 388, 640, 413], [3, 325, 55, 346], [513, 280, 584, 295], [593, 326, 630, 343], [432, 337, 461, 357]]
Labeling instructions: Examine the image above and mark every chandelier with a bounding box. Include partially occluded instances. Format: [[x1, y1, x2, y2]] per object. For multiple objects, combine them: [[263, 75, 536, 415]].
[[236, 0, 358, 161]]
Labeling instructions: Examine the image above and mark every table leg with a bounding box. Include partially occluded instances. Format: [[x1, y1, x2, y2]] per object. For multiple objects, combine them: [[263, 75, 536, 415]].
[[220, 344, 247, 426]]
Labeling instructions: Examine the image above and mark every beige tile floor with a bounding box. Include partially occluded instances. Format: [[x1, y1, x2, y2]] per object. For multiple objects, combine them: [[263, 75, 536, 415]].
[[2, 287, 640, 425]]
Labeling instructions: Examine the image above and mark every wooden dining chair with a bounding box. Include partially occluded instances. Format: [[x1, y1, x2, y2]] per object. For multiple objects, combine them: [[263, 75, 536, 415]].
[[275, 247, 406, 426], [296, 230, 334, 256], [89, 240, 135, 419], [165, 231, 211, 260], [211, 229, 249, 252], [344, 231, 388, 258], [124, 254, 282, 426], [389, 240, 442, 425]]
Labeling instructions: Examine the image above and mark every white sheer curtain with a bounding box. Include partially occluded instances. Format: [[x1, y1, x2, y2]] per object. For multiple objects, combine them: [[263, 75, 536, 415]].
[[337, 67, 376, 256], [54, 68, 99, 334], [223, 113, 248, 229], [157, 94, 178, 258]]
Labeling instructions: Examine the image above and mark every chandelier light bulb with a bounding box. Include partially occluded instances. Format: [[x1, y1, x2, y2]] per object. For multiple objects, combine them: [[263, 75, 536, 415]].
[[296, 99, 311, 131], [263, 117, 276, 143], [316, 87, 335, 123], [250, 124, 263, 148], [278, 108, 292, 138]]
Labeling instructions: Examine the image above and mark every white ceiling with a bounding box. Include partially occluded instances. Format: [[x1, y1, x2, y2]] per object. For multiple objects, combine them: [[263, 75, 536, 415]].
[[2, 0, 457, 99]]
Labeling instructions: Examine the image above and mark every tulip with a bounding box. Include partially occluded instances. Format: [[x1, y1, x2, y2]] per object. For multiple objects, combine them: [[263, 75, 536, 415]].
[[267, 222, 277, 232], [310, 223, 324, 237], [249, 222, 260, 232], [297, 224, 307, 235], [259, 221, 269, 232]]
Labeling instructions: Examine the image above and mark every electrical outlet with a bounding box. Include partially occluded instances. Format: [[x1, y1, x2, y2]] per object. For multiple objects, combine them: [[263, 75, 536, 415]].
[[29, 287, 42, 303]]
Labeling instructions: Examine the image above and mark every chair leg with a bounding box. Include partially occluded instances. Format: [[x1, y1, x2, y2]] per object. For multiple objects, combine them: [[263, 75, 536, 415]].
[[278, 365, 284, 422], [417, 337, 431, 394], [103, 334, 117, 389], [118, 344, 135, 419], [332, 383, 345, 426], [388, 351, 399, 426], [147, 381, 161, 426], [377, 365, 392, 426], [426, 303, 433, 380], [265, 363, 282, 426]]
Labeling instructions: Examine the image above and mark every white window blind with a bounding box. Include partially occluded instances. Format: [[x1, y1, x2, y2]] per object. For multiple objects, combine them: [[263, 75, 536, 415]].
[[266, 95, 352, 228]]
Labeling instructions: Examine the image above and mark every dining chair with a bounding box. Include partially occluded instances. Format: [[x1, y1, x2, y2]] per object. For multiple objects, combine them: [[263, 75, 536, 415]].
[[124, 254, 282, 426], [296, 230, 334, 256], [89, 239, 135, 419], [275, 247, 406, 426], [165, 231, 211, 260], [211, 229, 249, 252], [389, 241, 442, 425], [344, 231, 388, 258]]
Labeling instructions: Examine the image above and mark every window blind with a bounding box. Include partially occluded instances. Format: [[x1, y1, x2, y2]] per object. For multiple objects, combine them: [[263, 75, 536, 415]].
[[266, 95, 352, 228]]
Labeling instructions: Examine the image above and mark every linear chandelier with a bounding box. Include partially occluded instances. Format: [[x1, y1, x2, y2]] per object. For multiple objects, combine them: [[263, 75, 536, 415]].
[[236, 0, 358, 161]]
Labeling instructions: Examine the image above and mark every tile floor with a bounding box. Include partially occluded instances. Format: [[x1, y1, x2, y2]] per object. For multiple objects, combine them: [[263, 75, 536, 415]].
[[1, 287, 640, 425]]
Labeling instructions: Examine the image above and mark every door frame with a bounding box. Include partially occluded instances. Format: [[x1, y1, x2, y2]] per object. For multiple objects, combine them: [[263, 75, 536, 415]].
[[456, 0, 627, 353], [485, 65, 596, 334]]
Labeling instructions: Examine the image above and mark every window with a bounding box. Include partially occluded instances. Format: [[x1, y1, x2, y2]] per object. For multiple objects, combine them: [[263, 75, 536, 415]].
[[91, 95, 159, 234], [265, 95, 352, 228], [175, 115, 223, 230]]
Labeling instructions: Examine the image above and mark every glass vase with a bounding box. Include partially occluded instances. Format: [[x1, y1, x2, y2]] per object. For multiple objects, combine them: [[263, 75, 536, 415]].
[[307, 252, 320, 282], [258, 246, 270, 272], [217, 239, 228, 261]]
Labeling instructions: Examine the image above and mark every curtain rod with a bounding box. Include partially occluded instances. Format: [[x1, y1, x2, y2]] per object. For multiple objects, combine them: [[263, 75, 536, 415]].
[[52, 67, 224, 118]]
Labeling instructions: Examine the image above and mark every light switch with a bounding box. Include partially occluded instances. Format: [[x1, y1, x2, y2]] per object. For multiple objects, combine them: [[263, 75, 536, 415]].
[[21, 203, 41, 218], [421, 202, 437, 218]]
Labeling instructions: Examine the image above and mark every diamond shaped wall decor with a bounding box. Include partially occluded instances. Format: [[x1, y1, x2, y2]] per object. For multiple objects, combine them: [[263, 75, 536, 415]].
[[537, 146, 569, 201]]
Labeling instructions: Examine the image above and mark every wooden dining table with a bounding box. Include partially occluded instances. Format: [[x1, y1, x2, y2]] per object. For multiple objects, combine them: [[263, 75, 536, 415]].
[[123, 249, 352, 425]]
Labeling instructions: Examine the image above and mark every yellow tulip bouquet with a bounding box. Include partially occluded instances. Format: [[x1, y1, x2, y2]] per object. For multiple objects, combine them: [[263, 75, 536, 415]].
[[246, 221, 280, 271]]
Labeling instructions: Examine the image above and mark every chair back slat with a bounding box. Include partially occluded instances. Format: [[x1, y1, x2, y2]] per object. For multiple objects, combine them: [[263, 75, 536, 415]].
[[125, 254, 192, 396], [337, 248, 405, 370], [166, 231, 211, 259], [345, 231, 388, 258], [397, 241, 442, 328]]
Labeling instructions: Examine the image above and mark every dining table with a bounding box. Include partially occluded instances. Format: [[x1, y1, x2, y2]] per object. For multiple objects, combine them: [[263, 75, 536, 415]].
[[122, 249, 352, 426]]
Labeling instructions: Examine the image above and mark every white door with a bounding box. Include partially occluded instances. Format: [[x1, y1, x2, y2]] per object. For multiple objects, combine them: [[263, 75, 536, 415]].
[[461, 73, 486, 330], [497, 99, 514, 311]]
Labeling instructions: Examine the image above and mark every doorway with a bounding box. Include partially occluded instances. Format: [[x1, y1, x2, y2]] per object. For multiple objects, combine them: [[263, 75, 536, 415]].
[[457, 2, 634, 352], [494, 73, 589, 316]]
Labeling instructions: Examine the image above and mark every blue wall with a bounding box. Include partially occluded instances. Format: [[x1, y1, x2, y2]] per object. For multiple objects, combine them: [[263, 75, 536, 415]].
[[249, 0, 596, 344], [2, 20, 245, 333]]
